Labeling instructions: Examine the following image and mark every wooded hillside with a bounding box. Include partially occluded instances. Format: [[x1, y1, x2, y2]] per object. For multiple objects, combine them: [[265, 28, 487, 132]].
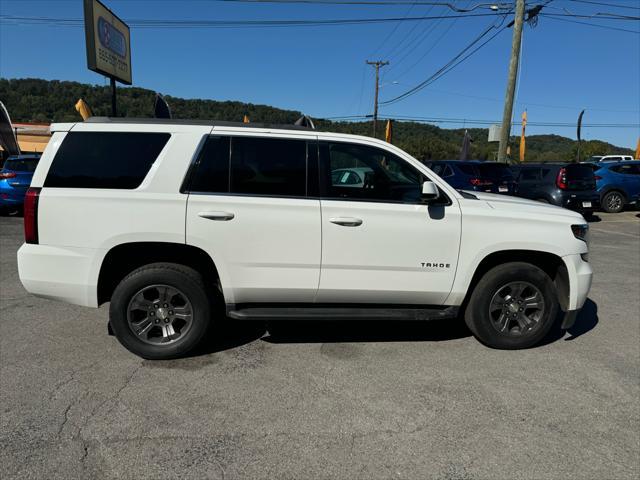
[[1, 78, 633, 162]]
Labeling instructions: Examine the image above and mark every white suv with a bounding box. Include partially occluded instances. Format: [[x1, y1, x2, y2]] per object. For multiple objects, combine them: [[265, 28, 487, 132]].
[[17, 118, 593, 359]]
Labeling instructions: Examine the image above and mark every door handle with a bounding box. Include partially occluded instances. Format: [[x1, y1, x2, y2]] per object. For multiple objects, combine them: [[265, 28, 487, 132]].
[[329, 217, 363, 227], [198, 211, 235, 221]]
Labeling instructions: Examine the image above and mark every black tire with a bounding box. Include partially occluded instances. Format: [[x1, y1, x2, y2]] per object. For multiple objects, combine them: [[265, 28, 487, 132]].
[[109, 262, 212, 359], [601, 190, 625, 213], [464, 262, 558, 350]]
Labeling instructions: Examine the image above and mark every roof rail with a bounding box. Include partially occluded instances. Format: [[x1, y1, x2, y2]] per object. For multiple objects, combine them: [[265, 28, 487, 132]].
[[84, 117, 314, 131]]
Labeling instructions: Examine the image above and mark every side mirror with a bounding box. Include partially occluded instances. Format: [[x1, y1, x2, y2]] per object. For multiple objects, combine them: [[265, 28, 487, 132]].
[[421, 181, 440, 201]]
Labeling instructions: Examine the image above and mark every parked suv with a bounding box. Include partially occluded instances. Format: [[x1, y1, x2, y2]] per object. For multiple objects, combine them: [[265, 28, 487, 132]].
[[17, 119, 592, 359], [591, 160, 640, 213], [0, 154, 40, 214], [425, 160, 516, 194], [512, 163, 600, 214]]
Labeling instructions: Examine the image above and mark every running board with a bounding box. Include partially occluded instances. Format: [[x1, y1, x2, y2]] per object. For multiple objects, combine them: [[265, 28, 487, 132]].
[[227, 305, 459, 321]]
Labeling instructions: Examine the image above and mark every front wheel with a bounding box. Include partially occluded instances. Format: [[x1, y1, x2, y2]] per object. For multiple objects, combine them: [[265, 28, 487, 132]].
[[464, 262, 558, 349], [109, 263, 213, 359]]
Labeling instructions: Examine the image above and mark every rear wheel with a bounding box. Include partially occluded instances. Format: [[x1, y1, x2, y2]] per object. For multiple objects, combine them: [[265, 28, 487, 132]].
[[109, 263, 213, 359], [602, 191, 625, 213], [464, 262, 558, 349]]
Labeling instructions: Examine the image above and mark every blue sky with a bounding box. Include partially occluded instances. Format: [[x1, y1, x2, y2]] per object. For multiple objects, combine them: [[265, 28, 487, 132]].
[[0, 0, 638, 148]]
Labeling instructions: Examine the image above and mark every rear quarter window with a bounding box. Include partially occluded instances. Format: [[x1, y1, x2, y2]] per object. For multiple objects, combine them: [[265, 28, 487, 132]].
[[44, 132, 170, 189]]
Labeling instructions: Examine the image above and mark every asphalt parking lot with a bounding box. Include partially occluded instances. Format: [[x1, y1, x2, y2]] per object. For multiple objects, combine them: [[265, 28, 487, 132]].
[[1, 212, 638, 480]]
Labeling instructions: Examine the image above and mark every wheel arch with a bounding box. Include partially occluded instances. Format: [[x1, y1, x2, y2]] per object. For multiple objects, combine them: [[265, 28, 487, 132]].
[[460, 249, 568, 312], [600, 187, 628, 202], [97, 242, 221, 306]]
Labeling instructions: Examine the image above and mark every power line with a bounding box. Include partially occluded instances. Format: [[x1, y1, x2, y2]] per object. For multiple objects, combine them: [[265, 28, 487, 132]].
[[566, 0, 640, 11], [380, 16, 509, 105], [0, 12, 521, 28], [323, 114, 640, 128], [541, 14, 640, 33], [383, 0, 464, 77], [368, 1, 419, 59]]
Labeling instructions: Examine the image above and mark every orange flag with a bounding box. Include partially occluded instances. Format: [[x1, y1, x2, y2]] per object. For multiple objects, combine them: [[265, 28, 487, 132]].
[[75, 98, 93, 120], [385, 119, 393, 143], [520, 110, 527, 163]]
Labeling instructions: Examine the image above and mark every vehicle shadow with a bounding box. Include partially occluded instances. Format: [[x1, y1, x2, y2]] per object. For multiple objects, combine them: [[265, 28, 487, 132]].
[[176, 299, 597, 361], [586, 214, 601, 223], [182, 318, 267, 358], [540, 298, 599, 345], [262, 317, 471, 344]]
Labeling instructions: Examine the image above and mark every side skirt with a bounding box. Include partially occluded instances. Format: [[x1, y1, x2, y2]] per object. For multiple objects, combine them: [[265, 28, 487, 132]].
[[226, 304, 459, 321]]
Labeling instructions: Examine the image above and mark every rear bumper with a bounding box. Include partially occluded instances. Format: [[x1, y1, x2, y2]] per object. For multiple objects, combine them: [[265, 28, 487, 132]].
[[17, 243, 102, 307], [560, 193, 600, 212]]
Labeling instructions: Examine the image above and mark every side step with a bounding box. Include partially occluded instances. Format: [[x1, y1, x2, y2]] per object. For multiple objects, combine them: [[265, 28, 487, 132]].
[[227, 305, 459, 321]]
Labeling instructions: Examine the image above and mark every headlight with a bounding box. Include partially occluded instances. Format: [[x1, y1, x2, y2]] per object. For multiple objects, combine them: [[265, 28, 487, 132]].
[[571, 224, 589, 242]]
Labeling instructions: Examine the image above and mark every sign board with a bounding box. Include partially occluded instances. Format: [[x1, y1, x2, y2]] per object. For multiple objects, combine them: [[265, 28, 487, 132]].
[[83, 0, 132, 85], [488, 124, 501, 143]]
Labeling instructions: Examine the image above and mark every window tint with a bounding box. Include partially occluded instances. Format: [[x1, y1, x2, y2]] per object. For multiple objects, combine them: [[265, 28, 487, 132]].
[[457, 164, 479, 176], [230, 137, 307, 196], [45, 132, 170, 189], [189, 136, 230, 193], [520, 168, 539, 181], [323, 142, 424, 203], [430, 163, 445, 175], [477, 163, 513, 180], [565, 164, 595, 180], [611, 164, 640, 175], [4, 158, 39, 172], [443, 165, 454, 177]]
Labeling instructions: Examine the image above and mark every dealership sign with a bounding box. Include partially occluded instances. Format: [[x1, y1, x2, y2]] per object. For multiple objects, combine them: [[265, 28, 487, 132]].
[[83, 0, 132, 84]]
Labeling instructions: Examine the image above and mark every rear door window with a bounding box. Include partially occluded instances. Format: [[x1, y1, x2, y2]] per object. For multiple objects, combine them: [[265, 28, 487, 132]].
[[45, 132, 170, 189], [188, 136, 231, 193], [230, 137, 307, 196]]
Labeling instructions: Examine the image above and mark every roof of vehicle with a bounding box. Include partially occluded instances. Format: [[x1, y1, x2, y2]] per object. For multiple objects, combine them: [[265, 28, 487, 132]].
[[594, 159, 640, 168], [82, 116, 315, 132]]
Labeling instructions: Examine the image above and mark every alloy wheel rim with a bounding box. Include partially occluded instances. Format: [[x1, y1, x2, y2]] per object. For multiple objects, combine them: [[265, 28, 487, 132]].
[[489, 281, 545, 336], [126, 284, 193, 345], [607, 194, 622, 211]]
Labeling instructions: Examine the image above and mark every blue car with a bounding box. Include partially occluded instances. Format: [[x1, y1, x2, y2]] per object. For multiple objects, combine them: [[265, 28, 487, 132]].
[[425, 160, 516, 194], [0, 154, 41, 214], [592, 160, 640, 213]]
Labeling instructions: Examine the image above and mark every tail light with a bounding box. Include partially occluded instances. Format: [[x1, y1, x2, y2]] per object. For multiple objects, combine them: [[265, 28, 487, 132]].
[[24, 187, 41, 244], [594, 175, 602, 180], [469, 178, 492, 186], [0, 172, 17, 179], [556, 167, 568, 190]]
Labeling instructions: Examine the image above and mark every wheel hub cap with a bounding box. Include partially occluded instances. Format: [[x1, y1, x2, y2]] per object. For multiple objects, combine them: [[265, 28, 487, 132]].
[[489, 281, 546, 336], [126, 284, 193, 346]]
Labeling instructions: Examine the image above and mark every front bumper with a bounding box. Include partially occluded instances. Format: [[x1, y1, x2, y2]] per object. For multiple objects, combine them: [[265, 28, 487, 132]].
[[562, 253, 593, 311]]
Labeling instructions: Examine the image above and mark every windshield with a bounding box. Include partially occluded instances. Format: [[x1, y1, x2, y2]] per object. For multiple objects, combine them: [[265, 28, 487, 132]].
[[3, 158, 39, 172]]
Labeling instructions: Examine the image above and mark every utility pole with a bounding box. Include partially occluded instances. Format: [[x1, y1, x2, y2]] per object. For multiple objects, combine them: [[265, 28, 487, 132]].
[[497, 0, 526, 163], [366, 60, 389, 139]]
